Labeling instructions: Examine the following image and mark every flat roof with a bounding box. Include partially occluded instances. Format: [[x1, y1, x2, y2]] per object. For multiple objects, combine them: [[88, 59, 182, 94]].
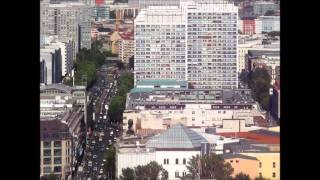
[[136, 80, 188, 86]]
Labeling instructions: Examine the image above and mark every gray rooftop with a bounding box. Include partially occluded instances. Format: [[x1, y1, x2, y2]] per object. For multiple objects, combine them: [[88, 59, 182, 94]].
[[145, 123, 208, 149], [223, 153, 258, 161], [40, 83, 73, 94]]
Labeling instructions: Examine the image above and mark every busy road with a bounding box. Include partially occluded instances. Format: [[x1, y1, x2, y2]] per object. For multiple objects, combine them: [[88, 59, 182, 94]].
[[77, 64, 122, 180]]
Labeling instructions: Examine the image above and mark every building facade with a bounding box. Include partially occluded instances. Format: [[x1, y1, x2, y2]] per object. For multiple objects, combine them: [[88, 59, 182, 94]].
[[134, 1, 238, 89], [223, 154, 260, 179], [40, 120, 73, 180], [123, 88, 266, 132], [118, 37, 134, 63], [40, 48, 62, 85], [41, 1, 92, 53], [253, 1, 279, 16], [259, 16, 280, 33]]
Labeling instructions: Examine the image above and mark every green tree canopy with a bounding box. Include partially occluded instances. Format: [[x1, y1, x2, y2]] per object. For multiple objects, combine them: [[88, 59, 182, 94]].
[[234, 172, 251, 180], [120, 161, 168, 180], [185, 153, 234, 180]]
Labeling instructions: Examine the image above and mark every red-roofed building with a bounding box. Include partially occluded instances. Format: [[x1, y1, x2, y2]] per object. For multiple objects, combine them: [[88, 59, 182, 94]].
[[217, 130, 279, 144]]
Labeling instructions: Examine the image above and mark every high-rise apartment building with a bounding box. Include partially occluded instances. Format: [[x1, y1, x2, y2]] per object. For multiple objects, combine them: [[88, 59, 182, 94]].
[[134, 6, 187, 85], [128, 0, 181, 9], [40, 1, 92, 53], [134, 1, 238, 89]]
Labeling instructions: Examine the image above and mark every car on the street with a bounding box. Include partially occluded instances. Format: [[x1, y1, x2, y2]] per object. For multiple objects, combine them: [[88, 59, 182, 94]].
[[93, 166, 98, 171], [88, 161, 92, 167], [103, 159, 106, 162], [99, 169, 104, 174], [93, 155, 97, 159]]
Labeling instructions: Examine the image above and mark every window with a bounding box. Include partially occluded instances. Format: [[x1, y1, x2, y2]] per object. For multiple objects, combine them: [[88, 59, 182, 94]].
[[230, 160, 233, 163], [167, 159, 169, 164], [43, 149, 51, 156], [259, 173, 262, 177], [273, 162, 276, 168], [272, 172, 276, 178], [175, 171, 179, 177], [43, 166, 52, 174], [164, 159, 166, 164], [259, 162, 262, 168], [54, 149, 61, 156], [43, 157, 51, 165], [192, 117, 195, 121], [54, 141, 61, 147], [183, 158, 186, 165], [182, 171, 187, 177], [54, 166, 61, 173], [236, 160, 239, 163], [192, 111, 195, 114], [176, 158, 179, 164], [54, 157, 61, 164], [43, 141, 51, 148]]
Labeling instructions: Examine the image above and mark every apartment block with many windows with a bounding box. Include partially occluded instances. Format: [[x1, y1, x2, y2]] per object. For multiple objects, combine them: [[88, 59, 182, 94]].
[[134, 1, 239, 89]]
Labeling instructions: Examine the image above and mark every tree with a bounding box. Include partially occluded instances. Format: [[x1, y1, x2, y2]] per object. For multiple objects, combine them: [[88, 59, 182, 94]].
[[134, 161, 168, 180], [40, 173, 59, 180], [185, 153, 234, 180], [239, 71, 249, 84], [254, 177, 271, 180], [234, 172, 251, 180], [119, 168, 135, 180], [128, 56, 134, 70], [104, 146, 116, 179], [249, 68, 272, 111]]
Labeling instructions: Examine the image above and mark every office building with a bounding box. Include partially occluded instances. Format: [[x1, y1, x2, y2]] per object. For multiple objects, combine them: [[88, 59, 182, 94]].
[[123, 86, 266, 132], [41, 1, 92, 53], [41, 36, 75, 77], [79, 5, 94, 49], [40, 48, 62, 85], [128, 0, 181, 9], [134, 1, 238, 89], [259, 16, 280, 33], [253, 1, 279, 16], [40, 60, 47, 85], [40, 119, 73, 180]]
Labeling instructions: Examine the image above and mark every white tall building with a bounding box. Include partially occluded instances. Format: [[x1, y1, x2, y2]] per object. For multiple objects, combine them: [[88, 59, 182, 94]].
[[41, 35, 74, 77], [134, 1, 239, 89]]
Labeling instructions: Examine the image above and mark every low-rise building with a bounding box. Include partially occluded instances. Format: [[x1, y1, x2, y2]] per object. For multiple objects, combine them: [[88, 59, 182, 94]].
[[116, 124, 239, 179], [223, 153, 259, 179], [224, 137, 280, 180], [123, 87, 266, 133]]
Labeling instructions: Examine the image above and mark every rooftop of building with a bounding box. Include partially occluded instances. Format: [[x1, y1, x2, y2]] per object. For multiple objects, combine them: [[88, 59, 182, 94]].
[[248, 49, 280, 57], [223, 139, 279, 153], [136, 79, 188, 87], [40, 119, 71, 141], [126, 88, 255, 110], [40, 83, 73, 94], [145, 123, 208, 149], [223, 153, 259, 161], [217, 129, 280, 144]]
